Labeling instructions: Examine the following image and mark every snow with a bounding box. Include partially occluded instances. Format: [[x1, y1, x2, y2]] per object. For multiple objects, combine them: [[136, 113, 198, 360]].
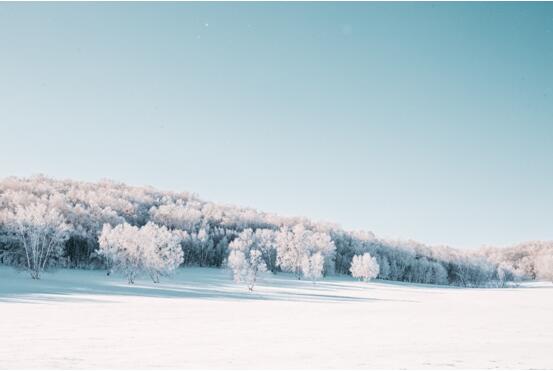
[[1, 266, 552, 369]]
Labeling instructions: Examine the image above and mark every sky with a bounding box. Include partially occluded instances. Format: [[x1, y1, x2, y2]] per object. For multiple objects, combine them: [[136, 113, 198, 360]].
[[0, 2, 552, 249]]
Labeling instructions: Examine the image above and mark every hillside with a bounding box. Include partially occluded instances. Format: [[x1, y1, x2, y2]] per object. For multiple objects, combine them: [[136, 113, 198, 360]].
[[1, 175, 552, 286]]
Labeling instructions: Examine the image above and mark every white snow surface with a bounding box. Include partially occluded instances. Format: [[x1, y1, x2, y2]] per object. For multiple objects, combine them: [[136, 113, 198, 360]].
[[0, 266, 552, 369]]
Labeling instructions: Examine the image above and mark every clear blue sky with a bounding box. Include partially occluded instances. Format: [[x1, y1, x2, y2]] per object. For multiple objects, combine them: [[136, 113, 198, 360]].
[[1, 2, 552, 248]]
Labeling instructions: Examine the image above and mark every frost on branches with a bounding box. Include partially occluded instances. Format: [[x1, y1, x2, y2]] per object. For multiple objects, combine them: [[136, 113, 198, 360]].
[[2, 176, 553, 287], [536, 253, 553, 282], [227, 229, 267, 291], [301, 252, 325, 283], [98, 222, 183, 284], [0, 201, 70, 279], [350, 253, 380, 282], [276, 224, 335, 281]]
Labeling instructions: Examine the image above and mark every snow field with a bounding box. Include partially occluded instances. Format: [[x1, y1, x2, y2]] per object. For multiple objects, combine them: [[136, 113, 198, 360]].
[[1, 266, 552, 369]]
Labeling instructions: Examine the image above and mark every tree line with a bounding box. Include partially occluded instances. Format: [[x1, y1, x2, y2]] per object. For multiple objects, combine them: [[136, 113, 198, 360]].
[[0, 175, 552, 286]]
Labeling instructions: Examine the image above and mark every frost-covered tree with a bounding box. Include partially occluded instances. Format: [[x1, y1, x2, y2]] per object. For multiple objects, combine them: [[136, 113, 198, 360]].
[[496, 262, 515, 287], [376, 255, 391, 279], [140, 223, 184, 283], [227, 229, 267, 291], [430, 262, 449, 285], [350, 253, 380, 282], [149, 201, 203, 232], [301, 252, 324, 283], [98, 222, 183, 284], [477, 241, 553, 281], [254, 228, 279, 273], [535, 253, 553, 282], [0, 202, 70, 279], [3, 175, 551, 288], [276, 225, 306, 278], [276, 224, 335, 280]]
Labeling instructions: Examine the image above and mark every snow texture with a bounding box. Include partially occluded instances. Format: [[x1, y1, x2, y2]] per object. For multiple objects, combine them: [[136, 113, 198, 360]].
[[0, 266, 552, 369]]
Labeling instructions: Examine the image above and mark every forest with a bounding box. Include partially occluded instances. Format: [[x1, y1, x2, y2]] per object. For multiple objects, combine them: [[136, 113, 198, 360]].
[[1, 175, 552, 287]]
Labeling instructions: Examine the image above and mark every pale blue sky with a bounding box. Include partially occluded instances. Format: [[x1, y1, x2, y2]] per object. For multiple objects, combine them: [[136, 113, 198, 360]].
[[1, 2, 552, 248]]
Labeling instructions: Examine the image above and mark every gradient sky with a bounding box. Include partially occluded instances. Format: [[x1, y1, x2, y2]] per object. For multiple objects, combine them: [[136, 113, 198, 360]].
[[1, 2, 552, 248]]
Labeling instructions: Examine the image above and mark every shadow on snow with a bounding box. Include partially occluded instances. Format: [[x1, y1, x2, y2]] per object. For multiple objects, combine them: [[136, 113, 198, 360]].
[[0, 266, 412, 304]]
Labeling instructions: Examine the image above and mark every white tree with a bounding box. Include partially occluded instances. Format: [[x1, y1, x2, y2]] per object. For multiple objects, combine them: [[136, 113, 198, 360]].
[[149, 201, 203, 232], [496, 262, 515, 287], [301, 252, 324, 283], [350, 253, 380, 282], [98, 223, 144, 284], [535, 253, 553, 282], [228, 229, 267, 291], [276, 225, 305, 278], [140, 222, 184, 283], [0, 202, 70, 279], [304, 230, 335, 281], [98, 222, 183, 284], [254, 228, 279, 273], [276, 224, 335, 280], [6, 175, 553, 288]]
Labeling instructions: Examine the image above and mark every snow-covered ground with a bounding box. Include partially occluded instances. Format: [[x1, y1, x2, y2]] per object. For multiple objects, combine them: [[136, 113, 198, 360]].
[[0, 266, 552, 369]]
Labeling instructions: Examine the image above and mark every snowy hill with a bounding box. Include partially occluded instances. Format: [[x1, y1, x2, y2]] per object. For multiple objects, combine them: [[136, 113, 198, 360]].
[[1, 266, 552, 369]]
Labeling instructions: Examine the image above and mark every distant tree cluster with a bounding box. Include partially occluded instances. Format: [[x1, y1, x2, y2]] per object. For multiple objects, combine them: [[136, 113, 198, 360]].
[[478, 241, 553, 283], [1, 175, 552, 287]]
